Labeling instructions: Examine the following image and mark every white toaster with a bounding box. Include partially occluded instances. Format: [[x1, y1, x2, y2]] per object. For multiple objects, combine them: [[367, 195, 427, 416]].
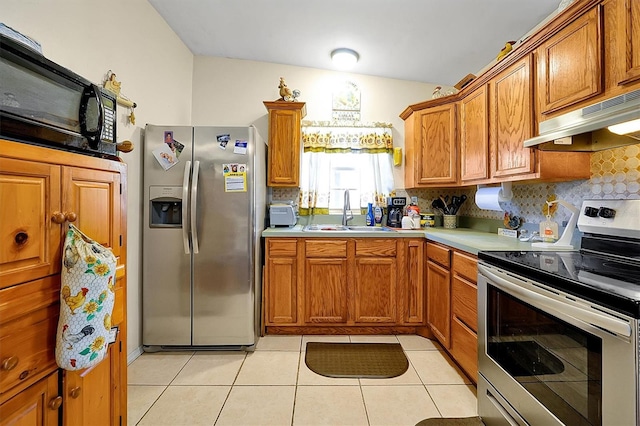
[[269, 204, 297, 227]]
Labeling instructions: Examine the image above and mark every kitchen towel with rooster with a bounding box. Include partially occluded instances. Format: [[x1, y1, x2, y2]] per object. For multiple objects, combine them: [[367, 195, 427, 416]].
[[55, 224, 116, 370]]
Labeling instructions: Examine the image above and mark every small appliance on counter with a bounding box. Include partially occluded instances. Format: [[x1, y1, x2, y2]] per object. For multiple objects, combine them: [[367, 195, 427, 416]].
[[269, 202, 298, 227], [386, 197, 406, 228]]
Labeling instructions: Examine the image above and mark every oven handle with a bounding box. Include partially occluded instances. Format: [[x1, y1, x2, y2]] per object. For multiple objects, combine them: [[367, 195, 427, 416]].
[[479, 264, 632, 338]]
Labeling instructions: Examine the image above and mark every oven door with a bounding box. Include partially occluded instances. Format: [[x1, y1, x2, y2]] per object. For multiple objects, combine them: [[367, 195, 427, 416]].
[[478, 262, 638, 426]]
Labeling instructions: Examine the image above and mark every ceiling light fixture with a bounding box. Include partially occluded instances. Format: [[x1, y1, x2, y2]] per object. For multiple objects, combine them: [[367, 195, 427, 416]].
[[331, 48, 359, 69]]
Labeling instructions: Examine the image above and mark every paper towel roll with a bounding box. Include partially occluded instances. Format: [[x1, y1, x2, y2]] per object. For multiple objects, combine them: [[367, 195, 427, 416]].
[[475, 186, 503, 211]]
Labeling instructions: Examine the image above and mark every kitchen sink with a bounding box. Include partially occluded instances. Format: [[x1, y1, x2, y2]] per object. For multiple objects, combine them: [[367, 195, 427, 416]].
[[302, 224, 395, 232]]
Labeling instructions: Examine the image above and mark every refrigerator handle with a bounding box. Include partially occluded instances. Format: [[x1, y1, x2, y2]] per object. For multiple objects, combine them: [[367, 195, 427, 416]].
[[182, 161, 191, 254], [191, 160, 200, 254]]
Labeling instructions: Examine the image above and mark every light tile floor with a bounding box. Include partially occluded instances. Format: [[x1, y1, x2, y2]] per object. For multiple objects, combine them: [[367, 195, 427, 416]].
[[128, 335, 477, 426]]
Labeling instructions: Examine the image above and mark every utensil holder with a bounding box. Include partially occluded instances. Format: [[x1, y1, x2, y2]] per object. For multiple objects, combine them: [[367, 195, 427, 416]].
[[443, 215, 457, 229]]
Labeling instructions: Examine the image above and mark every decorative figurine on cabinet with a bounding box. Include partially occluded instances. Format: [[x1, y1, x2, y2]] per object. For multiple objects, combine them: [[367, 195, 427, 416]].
[[278, 77, 300, 101]]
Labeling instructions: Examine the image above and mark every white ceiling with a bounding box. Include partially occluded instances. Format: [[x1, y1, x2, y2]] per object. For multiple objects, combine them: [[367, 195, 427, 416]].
[[148, 0, 562, 86]]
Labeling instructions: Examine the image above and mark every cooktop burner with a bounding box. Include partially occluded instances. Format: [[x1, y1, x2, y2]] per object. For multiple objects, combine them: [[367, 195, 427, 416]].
[[479, 250, 640, 318]]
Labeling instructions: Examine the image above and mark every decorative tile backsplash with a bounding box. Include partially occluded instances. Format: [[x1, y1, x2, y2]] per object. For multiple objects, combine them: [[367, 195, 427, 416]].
[[272, 143, 640, 227]]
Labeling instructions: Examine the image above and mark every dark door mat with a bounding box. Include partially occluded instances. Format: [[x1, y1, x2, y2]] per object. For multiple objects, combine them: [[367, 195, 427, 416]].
[[305, 342, 409, 379], [415, 417, 484, 426]]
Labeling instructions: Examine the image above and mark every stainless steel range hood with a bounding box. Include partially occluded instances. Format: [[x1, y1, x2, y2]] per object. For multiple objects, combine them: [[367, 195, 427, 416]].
[[524, 89, 640, 151]]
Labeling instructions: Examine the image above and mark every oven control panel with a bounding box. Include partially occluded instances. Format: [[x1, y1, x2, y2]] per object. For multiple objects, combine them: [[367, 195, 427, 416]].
[[578, 199, 640, 238]]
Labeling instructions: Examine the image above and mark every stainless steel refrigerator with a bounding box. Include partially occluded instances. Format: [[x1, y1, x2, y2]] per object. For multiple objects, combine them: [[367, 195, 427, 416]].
[[142, 124, 265, 349]]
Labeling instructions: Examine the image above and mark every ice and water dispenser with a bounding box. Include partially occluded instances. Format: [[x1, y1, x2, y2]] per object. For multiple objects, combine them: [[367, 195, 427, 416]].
[[149, 186, 183, 227]]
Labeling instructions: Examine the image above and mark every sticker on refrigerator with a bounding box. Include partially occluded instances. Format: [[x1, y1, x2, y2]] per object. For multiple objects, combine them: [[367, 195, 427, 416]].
[[152, 144, 179, 170], [217, 134, 230, 150], [223, 163, 247, 192], [233, 140, 248, 155]]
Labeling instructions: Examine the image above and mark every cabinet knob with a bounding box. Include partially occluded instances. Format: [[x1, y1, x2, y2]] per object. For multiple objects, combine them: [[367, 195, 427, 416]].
[[69, 386, 82, 399], [51, 211, 66, 224], [1, 356, 19, 371], [65, 212, 78, 223], [48, 396, 63, 410]]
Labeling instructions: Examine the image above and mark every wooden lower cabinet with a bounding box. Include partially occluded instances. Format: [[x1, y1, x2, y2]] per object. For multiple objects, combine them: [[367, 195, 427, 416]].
[[426, 242, 479, 383], [263, 237, 425, 332], [0, 371, 60, 426], [0, 139, 127, 425]]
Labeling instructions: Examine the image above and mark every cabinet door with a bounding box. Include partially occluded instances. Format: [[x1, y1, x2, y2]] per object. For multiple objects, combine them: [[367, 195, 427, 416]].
[[537, 7, 602, 115], [414, 104, 458, 185], [491, 56, 536, 178], [0, 157, 62, 289], [0, 371, 59, 426], [618, 0, 640, 85], [304, 258, 348, 323], [460, 86, 489, 182], [265, 239, 298, 325], [401, 239, 424, 324], [353, 257, 396, 323], [426, 260, 451, 349], [63, 334, 122, 426], [264, 102, 305, 187], [62, 167, 121, 262]]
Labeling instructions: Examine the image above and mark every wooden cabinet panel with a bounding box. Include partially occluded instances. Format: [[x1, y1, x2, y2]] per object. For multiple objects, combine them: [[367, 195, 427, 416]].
[[460, 86, 489, 182], [537, 7, 602, 115], [490, 56, 535, 178], [267, 239, 297, 257], [613, 0, 640, 85], [63, 332, 122, 426], [0, 371, 59, 426], [304, 258, 348, 323], [263, 101, 306, 187], [426, 242, 450, 268], [402, 239, 425, 324], [353, 257, 396, 323], [426, 260, 451, 348], [354, 239, 396, 257], [412, 104, 458, 186], [266, 257, 297, 324], [63, 167, 121, 261], [0, 157, 62, 289], [452, 251, 478, 283], [450, 317, 478, 383], [452, 276, 478, 333], [305, 240, 347, 258]]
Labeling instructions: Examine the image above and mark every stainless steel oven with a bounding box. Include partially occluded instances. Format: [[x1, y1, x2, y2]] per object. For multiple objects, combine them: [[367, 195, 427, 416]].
[[477, 199, 640, 426]]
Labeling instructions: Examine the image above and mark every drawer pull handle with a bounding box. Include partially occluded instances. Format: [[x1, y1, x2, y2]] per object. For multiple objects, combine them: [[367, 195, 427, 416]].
[[14, 232, 28, 245], [51, 211, 66, 224], [19, 370, 29, 380], [70, 386, 82, 399], [1, 356, 19, 370], [48, 396, 63, 410]]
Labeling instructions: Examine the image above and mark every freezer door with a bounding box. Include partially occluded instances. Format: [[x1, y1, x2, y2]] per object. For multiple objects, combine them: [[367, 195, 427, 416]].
[[142, 125, 193, 346], [191, 126, 256, 346]]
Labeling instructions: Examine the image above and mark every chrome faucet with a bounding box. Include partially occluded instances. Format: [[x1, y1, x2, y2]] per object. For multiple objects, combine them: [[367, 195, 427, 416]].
[[342, 189, 353, 226]]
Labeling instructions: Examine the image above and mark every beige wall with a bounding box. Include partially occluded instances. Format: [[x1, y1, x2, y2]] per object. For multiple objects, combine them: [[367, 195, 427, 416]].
[[2, 0, 194, 360], [191, 56, 439, 187]]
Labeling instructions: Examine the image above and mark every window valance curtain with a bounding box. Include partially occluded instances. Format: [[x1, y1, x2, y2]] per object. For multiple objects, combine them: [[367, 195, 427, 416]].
[[299, 121, 394, 216]]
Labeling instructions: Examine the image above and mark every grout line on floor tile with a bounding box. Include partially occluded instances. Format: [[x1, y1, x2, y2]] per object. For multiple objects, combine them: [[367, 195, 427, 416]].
[[166, 351, 196, 386], [134, 385, 169, 426]]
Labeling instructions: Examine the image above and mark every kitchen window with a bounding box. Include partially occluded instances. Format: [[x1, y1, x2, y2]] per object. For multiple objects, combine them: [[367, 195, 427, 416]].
[[299, 122, 394, 215]]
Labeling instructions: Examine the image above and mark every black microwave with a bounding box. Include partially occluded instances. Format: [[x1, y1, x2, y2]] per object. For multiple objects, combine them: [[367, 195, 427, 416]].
[[0, 33, 117, 157]]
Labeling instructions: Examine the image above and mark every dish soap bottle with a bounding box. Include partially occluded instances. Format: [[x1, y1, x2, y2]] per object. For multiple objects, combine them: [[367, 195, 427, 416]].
[[366, 203, 374, 226], [373, 203, 383, 227]]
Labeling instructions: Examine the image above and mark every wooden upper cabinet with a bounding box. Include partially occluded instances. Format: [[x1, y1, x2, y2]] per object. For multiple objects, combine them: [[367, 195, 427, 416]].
[[409, 103, 458, 187], [459, 86, 489, 182], [0, 157, 62, 289], [613, 0, 640, 85], [490, 55, 535, 178], [263, 101, 307, 187], [63, 167, 122, 262], [536, 7, 603, 116]]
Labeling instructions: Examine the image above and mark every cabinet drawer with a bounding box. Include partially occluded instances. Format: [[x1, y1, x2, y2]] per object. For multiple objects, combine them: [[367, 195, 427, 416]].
[[267, 239, 298, 257], [452, 251, 477, 283], [451, 317, 478, 383], [452, 275, 478, 332], [427, 242, 450, 268], [305, 240, 347, 258], [355, 239, 396, 257], [0, 305, 58, 395]]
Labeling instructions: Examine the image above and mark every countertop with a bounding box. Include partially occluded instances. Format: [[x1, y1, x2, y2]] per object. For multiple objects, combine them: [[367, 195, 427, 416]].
[[262, 225, 542, 255]]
